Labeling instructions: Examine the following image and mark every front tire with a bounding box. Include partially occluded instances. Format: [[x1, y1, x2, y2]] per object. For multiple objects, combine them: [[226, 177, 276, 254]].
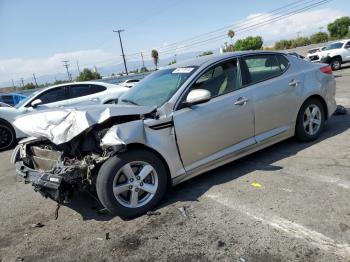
[[96, 149, 167, 218], [295, 98, 325, 142], [0, 121, 16, 151]]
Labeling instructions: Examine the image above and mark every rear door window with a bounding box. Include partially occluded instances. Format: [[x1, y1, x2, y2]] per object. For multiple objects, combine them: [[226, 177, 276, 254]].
[[68, 84, 106, 99], [242, 54, 283, 84]]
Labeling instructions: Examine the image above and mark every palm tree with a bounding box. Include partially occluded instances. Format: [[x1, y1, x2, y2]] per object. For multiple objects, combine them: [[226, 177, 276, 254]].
[[227, 30, 235, 43], [151, 49, 159, 70]]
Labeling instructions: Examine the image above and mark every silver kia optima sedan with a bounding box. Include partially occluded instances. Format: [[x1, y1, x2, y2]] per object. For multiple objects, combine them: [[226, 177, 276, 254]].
[[12, 51, 336, 218]]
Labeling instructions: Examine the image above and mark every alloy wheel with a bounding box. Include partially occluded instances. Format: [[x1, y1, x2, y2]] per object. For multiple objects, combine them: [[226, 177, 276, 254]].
[[303, 104, 322, 136], [112, 161, 158, 208]]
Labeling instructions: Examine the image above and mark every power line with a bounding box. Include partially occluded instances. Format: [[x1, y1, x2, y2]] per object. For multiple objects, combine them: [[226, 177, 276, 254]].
[[155, 0, 333, 56], [113, 29, 128, 75], [125, 0, 312, 58], [123, 0, 331, 59]]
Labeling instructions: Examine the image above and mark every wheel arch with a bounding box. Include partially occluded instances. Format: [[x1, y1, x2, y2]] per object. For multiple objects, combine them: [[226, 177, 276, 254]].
[[0, 117, 13, 127], [297, 94, 329, 121], [125, 143, 173, 188], [330, 55, 342, 62]]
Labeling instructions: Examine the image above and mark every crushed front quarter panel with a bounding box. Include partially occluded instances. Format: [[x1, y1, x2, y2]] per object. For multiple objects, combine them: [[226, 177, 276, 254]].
[[101, 118, 186, 180], [12, 104, 155, 145]]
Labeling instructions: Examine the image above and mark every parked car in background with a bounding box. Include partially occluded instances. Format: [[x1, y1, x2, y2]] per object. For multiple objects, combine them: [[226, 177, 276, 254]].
[[12, 51, 336, 218], [120, 79, 140, 88], [307, 47, 325, 55], [0, 81, 129, 151], [307, 39, 350, 70], [0, 93, 27, 106]]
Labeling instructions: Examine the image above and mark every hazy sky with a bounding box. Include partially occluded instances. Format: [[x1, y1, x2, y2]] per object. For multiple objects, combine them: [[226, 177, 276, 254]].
[[0, 0, 349, 85]]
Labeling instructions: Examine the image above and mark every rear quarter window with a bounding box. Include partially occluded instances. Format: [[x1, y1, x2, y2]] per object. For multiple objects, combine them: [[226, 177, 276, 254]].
[[276, 54, 290, 72]]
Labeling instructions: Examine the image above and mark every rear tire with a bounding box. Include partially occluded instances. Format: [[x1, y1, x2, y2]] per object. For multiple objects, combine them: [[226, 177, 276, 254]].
[[96, 149, 167, 219], [295, 98, 325, 142], [0, 121, 16, 151], [330, 57, 341, 71]]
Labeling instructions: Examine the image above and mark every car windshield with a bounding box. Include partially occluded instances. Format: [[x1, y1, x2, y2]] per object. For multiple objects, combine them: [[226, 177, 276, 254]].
[[118, 67, 197, 107], [14, 91, 39, 108], [324, 42, 343, 50]]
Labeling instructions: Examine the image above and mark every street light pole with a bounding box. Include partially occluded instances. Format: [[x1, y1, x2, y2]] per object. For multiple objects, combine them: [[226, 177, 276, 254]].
[[113, 29, 128, 75]]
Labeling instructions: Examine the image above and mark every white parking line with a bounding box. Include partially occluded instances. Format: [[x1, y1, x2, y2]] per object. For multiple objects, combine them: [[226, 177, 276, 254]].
[[206, 192, 350, 259]]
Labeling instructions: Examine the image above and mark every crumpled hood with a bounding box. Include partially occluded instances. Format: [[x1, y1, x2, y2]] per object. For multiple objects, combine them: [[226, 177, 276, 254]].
[[13, 104, 155, 145]]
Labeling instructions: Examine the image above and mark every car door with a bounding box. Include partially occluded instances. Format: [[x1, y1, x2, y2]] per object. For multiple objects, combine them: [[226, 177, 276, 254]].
[[173, 58, 255, 172], [26, 86, 68, 110], [67, 84, 107, 106], [240, 54, 298, 142]]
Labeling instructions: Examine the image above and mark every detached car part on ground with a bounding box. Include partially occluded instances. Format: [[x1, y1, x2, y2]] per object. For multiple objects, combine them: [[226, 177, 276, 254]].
[[12, 51, 337, 218], [0, 81, 129, 151]]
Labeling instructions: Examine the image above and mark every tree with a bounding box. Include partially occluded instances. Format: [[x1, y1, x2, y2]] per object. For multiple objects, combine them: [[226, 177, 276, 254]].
[[234, 36, 263, 51], [23, 82, 36, 90], [327, 16, 350, 39], [222, 42, 235, 52], [310, 32, 329, 44], [168, 59, 176, 65], [199, 51, 213, 56], [151, 49, 159, 70], [274, 40, 292, 50], [227, 30, 235, 43], [290, 37, 311, 48], [140, 67, 149, 73], [76, 68, 101, 81]]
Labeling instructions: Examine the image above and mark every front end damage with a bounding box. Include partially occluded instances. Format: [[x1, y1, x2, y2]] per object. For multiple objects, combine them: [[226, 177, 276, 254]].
[[12, 135, 114, 203], [11, 105, 159, 204]]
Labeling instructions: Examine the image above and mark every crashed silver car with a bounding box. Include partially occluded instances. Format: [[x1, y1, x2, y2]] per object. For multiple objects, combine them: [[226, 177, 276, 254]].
[[12, 51, 337, 218]]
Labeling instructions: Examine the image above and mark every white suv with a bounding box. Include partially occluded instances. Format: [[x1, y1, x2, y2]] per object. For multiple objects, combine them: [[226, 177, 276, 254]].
[[0, 81, 129, 151], [307, 39, 350, 70]]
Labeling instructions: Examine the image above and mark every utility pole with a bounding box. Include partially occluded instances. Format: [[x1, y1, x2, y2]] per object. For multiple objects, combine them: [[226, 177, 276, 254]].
[[62, 60, 72, 81], [11, 79, 16, 92], [20, 78, 24, 87], [113, 29, 128, 75], [76, 60, 81, 74], [140, 52, 145, 68], [33, 73, 38, 87]]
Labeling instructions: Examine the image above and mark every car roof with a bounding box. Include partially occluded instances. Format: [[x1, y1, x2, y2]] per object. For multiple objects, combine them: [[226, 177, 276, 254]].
[[330, 39, 350, 44], [40, 81, 121, 92], [165, 51, 286, 69]]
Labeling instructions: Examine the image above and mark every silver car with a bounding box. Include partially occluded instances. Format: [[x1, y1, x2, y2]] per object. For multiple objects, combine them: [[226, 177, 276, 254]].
[[12, 51, 336, 218]]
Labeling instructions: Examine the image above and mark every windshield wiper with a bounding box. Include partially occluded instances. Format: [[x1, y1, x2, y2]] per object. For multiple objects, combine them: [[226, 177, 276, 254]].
[[121, 99, 139, 106]]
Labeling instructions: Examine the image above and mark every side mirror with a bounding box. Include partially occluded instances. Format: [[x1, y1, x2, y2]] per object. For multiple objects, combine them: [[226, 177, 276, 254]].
[[31, 99, 42, 108], [184, 89, 211, 107]]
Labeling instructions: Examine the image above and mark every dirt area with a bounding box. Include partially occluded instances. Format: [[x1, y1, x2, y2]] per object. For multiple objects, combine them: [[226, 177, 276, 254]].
[[0, 66, 349, 262]]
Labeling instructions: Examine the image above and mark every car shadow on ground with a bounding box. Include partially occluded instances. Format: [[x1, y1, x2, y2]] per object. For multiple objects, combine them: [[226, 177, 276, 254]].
[[64, 111, 350, 221]]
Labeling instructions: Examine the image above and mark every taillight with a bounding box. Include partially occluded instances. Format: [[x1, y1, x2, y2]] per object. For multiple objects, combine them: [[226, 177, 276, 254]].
[[320, 65, 332, 75]]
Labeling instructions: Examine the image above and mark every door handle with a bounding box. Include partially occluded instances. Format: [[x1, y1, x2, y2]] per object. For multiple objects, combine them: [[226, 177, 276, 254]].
[[90, 98, 99, 102], [289, 79, 300, 87], [234, 97, 248, 106]]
